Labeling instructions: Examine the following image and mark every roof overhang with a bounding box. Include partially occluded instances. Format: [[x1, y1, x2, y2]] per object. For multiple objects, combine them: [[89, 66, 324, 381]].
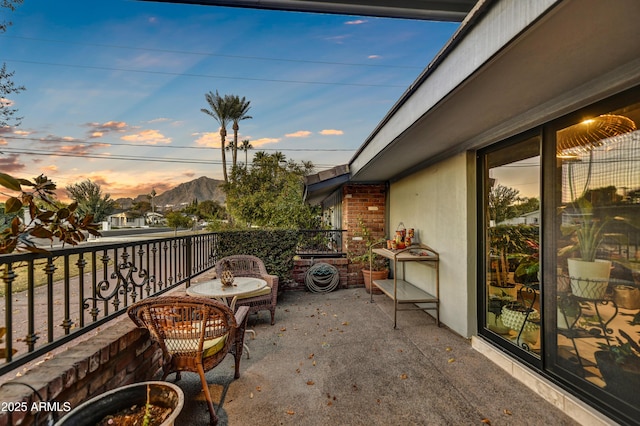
[[139, 0, 476, 21], [349, 0, 640, 183], [304, 164, 350, 205]]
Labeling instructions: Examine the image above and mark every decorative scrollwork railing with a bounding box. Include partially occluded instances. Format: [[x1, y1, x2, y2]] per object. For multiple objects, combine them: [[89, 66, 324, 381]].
[[0, 232, 219, 376]]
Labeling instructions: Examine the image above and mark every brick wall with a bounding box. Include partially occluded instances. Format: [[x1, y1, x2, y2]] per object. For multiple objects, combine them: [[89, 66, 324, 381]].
[[0, 320, 161, 426], [290, 257, 349, 291], [342, 183, 387, 287]]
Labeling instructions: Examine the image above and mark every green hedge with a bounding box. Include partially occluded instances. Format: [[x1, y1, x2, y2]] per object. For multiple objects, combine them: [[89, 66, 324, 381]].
[[216, 230, 299, 284]]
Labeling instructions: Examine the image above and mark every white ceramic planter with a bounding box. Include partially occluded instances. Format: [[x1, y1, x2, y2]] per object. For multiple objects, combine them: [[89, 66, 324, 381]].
[[567, 258, 611, 300], [501, 304, 540, 334]]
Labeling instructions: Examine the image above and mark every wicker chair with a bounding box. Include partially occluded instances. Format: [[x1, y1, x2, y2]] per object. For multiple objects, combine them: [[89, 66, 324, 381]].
[[215, 255, 279, 325], [127, 296, 249, 425]]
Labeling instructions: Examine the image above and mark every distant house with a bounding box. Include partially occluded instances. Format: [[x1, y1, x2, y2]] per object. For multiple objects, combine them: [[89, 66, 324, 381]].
[[145, 212, 165, 225], [499, 210, 540, 226], [107, 211, 146, 228]]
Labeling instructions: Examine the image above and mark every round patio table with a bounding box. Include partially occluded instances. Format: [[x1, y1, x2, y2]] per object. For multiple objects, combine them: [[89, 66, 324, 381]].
[[186, 276, 267, 311]]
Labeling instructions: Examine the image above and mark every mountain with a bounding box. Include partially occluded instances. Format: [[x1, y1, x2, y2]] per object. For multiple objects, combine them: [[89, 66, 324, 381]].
[[116, 176, 226, 210]]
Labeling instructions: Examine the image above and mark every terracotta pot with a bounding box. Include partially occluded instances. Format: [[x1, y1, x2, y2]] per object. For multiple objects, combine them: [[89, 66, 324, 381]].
[[362, 269, 387, 294], [612, 285, 640, 310]]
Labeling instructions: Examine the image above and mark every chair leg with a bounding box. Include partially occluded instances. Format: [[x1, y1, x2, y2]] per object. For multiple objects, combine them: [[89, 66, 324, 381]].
[[270, 307, 276, 325], [197, 365, 218, 425], [243, 343, 250, 360]]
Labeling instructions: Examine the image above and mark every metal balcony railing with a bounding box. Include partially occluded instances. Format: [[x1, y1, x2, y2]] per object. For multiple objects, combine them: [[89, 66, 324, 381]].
[[0, 233, 219, 376]]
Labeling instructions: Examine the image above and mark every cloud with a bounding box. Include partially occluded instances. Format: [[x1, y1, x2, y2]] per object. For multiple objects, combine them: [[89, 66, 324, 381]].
[[13, 130, 31, 136], [148, 117, 170, 124], [85, 121, 129, 138], [43, 164, 58, 172], [325, 35, 349, 44], [0, 153, 25, 174], [345, 19, 367, 25], [368, 55, 381, 59], [194, 132, 222, 148], [319, 129, 344, 136], [59, 144, 96, 155], [0, 97, 15, 107], [121, 129, 171, 145], [285, 130, 312, 138], [251, 137, 280, 147], [97, 121, 128, 131]]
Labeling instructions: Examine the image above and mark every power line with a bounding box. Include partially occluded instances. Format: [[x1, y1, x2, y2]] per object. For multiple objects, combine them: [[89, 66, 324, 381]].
[[0, 147, 341, 169], [1, 58, 407, 88], [1, 35, 424, 70], [1, 147, 217, 165], [2, 135, 356, 152]]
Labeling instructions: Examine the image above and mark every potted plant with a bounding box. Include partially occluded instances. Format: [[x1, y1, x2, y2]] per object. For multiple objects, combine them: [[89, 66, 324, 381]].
[[594, 330, 640, 405], [501, 301, 540, 344], [562, 198, 612, 300], [56, 381, 184, 426], [348, 217, 388, 294], [488, 225, 532, 298]]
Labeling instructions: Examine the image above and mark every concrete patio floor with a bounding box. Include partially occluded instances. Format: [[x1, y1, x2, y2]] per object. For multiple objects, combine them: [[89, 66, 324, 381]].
[[167, 288, 584, 426]]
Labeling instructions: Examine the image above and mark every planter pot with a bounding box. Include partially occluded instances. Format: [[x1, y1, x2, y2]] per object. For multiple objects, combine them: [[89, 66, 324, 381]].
[[501, 303, 540, 334], [567, 258, 611, 299], [612, 285, 640, 310], [594, 351, 640, 405], [486, 310, 510, 334], [56, 381, 184, 426], [362, 269, 387, 294]]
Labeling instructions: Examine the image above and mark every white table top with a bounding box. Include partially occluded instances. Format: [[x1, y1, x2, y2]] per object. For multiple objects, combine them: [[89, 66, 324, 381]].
[[186, 276, 267, 298]]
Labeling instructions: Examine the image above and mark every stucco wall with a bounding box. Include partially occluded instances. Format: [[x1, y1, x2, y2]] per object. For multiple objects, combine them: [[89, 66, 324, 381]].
[[389, 152, 475, 337]]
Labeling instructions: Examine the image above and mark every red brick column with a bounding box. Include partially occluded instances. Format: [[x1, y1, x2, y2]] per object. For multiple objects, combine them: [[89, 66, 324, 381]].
[[342, 183, 387, 287]]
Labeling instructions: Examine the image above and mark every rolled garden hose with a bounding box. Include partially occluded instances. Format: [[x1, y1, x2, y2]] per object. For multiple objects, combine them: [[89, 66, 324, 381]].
[[305, 262, 340, 293]]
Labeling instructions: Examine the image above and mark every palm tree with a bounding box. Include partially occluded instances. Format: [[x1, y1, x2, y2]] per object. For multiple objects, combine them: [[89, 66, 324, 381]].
[[201, 91, 233, 183], [229, 95, 252, 170], [253, 150, 268, 165], [239, 139, 253, 168]]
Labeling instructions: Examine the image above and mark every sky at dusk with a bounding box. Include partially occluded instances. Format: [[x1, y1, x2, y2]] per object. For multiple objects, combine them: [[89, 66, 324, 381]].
[[0, 0, 459, 201]]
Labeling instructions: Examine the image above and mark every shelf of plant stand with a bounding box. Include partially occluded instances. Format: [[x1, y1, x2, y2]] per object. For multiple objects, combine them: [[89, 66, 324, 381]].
[[372, 278, 438, 303], [369, 243, 440, 328]]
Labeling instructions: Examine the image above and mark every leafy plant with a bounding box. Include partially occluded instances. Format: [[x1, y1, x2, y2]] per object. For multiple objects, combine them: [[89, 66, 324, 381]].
[[571, 198, 608, 262], [598, 329, 640, 365], [347, 217, 388, 272], [514, 239, 540, 284], [488, 225, 535, 286], [0, 173, 100, 254]]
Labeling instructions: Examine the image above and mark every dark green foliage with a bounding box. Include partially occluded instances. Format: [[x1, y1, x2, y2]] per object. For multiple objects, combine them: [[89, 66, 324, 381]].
[[216, 230, 299, 284], [224, 151, 320, 228], [65, 179, 115, 222]]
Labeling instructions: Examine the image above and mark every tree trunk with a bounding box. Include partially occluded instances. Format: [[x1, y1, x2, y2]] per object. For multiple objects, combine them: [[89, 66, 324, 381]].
[[232, 122, 239, 170], [220, 128, 228, 183]]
